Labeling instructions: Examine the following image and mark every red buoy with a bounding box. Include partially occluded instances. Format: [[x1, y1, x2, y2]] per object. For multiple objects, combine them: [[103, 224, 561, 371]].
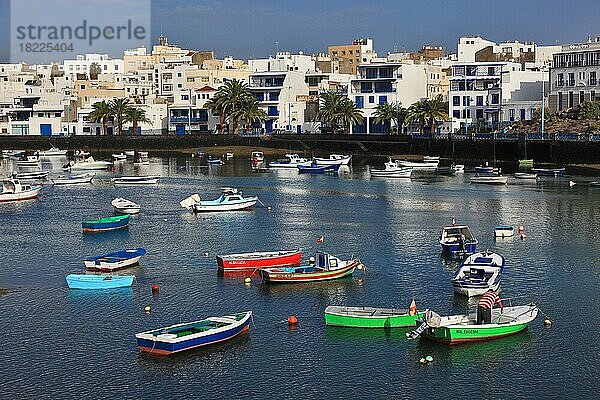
[[151, 284, 160, 293], [518, 225, 524, 234], [287, 315, 298, 325]]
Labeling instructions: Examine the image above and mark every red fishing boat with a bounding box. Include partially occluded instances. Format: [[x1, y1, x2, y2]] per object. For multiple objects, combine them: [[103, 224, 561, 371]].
[[216, 249, 302, 271]]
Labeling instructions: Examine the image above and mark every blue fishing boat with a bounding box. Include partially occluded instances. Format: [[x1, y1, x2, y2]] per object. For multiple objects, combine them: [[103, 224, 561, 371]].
[[439, 225, 478, 259], [180, 188, 258, 213], [66, 274, 134, 289], [451, 251, 504, 296], [82, 215, 130, 233], [297, 163, 340, 174], [135, 311, 252, 356], [84, 248, 147, 271]]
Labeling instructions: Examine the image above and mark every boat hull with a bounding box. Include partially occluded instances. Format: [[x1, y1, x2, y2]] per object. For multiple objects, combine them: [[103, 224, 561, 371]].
[[440, 243, 477, 258], [66, 274, 134, 289], [82, 215, 130, 233], [259, 262, 357, 283], [451, 280, 500, 297], [192, 200, 257, 212], [136, 312, 252, 356], [325, 307, 425, 328], [370, 168, 412, 178], [217, 250, 302, 271], [470, 176, 508, 185], [421, 321, 530, 345], [313, 156, 351, 166], [85, 256, 142, 271], [297, 165, 339, 174]]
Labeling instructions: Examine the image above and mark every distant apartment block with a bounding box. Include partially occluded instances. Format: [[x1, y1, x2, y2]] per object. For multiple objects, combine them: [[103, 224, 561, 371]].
[[548, 38, 600, 112], [328, 38, 377, 75]]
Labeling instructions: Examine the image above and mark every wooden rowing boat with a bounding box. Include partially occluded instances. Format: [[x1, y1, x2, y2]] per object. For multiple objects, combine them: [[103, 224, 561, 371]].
[[259, 252, 360, 283], [324, 306, 426, 328]]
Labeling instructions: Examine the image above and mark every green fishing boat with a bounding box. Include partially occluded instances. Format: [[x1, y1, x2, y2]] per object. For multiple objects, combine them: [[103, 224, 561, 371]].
[[324, 306, 426, 328], [409, 304, 538, 345], [518, 159, 534, 168]]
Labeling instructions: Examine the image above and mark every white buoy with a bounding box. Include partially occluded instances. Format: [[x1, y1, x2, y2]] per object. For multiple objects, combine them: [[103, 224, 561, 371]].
[[204, 252, 209, 257], [569, 181, 576, 187], [163, 218, 168, 222]]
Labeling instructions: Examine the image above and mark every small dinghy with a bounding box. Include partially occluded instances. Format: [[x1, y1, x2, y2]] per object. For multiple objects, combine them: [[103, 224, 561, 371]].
[[396, 160, 439, 170], [297, 163, 340, 174], [52, 172, 95, 185], [16, 155, 40, 167], [112, 153, 127, 160], [515, 172, 538, 180], [531, 167, 565, 176], [324, 306, 426, 328], [407, 304, 538, 344], [12, 170, 49, 180], [434, 166, 457, 176], [135, 311, 252, 356], [370, 158, 412, 178], [474, 165, 499, 174], [66, 274, 134, 289], [66, 156, 113, 171], [451, 250, 504, 297], [470, 175, 508, 185], [313, 154, 352, 166], [0, 178, 42, 202], [180, 188, 258, 213], [112, 176, 159, 185], [259, 252, 361, 283], [439, 225, 478, 259], [111, 198, 141, 214], [216, 249, 302, 271], [82, 215, 130, 233], [269, 154, 309, 169], [125, 150, 135, 157], [84, 248, 147, 271], [494, 225, 514, 238], [38, 147, 67, 157]]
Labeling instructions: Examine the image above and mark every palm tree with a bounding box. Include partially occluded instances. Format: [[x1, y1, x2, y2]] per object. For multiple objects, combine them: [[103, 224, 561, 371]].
[[422, 95, 448, 139], [373, 102, 398, 135], [89, 100, 112, 135], [407, 101, 427, 135], [396, 106, 409, 135], [218, 79, 253, 134], [338, 98, 363, 134], [315, 91, 345, 134], [109, 98, 131, 135], [125, 107, 151, 135], [205, 92, 229, 134], [232, 96, 267, 133], [89, 62, 102, 80]]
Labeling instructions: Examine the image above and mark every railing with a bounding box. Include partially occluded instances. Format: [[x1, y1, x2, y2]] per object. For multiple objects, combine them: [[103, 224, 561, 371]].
[[170, 116, 208, 123]]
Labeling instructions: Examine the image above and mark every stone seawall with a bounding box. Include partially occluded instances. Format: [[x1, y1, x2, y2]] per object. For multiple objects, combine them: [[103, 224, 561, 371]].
[[1, 134, 600, 164]]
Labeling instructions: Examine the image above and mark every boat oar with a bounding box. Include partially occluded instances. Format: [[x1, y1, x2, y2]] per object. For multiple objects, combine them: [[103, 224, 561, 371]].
[[257, 198, 272, 211]]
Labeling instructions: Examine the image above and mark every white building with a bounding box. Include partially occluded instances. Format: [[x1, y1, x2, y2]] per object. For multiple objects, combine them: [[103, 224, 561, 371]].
[[64, 54, 124, 79], [449, 62, 546, 131], [248, 52, 314, 133]]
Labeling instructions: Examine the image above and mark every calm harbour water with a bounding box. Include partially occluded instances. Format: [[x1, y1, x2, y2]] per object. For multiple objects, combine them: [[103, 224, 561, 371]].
[[0, 156, 598, 399]]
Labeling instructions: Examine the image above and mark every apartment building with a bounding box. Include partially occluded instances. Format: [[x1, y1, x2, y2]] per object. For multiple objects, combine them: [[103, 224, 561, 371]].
[[328, 38, 378, 75], [548, 39, 600, 112], [63, 54, 124, 79], [449, 62, 546, 131]]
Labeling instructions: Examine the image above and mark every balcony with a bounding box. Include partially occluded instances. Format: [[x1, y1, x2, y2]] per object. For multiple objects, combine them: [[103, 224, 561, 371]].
[[170, 116, 208, 123]]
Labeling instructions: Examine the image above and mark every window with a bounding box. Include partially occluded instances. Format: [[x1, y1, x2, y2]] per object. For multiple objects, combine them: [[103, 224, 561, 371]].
[[491, 94, 499, 104], [38, 113, 44, 117], [488, 67, 495, 76], [355, 96, 364, 108], [177, 73, 182, 77], [463, 96, 470, 106], [557, 73, 564, 86], [578, 72, 586, 80], [590, 71, 597, 86], [592, 91, 596, 101], [476, 109, 484, 119], [379, 96, 387, 104], [476, 96, 483, 106], [568, 91, 574, 108], [453, 110, 460, 118], [368, 96, 375, 103], [580, 91, 585, 104], [181, 94, 189, 100], [453, 96, 460, 106], [509, 109, 515, 121], [558, 92, 563, 110], [55, 112, 61, 117], [568, 73, 575, 86], [520, 108, 526, 120]]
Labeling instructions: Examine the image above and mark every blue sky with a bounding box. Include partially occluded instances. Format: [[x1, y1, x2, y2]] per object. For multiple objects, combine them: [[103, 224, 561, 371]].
[[1, 0, 599, 63], [151, 0, 600, 58]]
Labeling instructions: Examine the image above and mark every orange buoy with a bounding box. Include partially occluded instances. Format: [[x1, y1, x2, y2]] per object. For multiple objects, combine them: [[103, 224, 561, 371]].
[[287, 315, 298, 325], [151, 283, 160, 293]]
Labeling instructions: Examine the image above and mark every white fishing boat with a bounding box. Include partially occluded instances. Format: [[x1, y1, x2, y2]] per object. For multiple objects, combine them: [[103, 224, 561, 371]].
[[470, 175, 508, 185], [51, 172, 95, 185], [180, 188, 258, 213], [451, 251, 504, 297], [112, 176, 159, 185], [124, 150, 135, 157], [370, 158, 412, 178], [38, 147, 67, 157], [454, 164, 465, 173], [66, 157, 113, 171], [133, 158, 150, 166], [225, 152, 234, 159], [423, 156, 440, 162], [269, 154, 310, 169], [313, 154, 352, 166], [494, 225, 514, 238], [515, 173, 538, 180], [112, 153, 127, 161], [396, 159, 439, 170], [111, 197, 141, 214], [138, 151, 149, 158], [0, 178, 42, 202], [251, 151, 264, 162], [12, 170, 49, 180], [16, 155, 40, 167]]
